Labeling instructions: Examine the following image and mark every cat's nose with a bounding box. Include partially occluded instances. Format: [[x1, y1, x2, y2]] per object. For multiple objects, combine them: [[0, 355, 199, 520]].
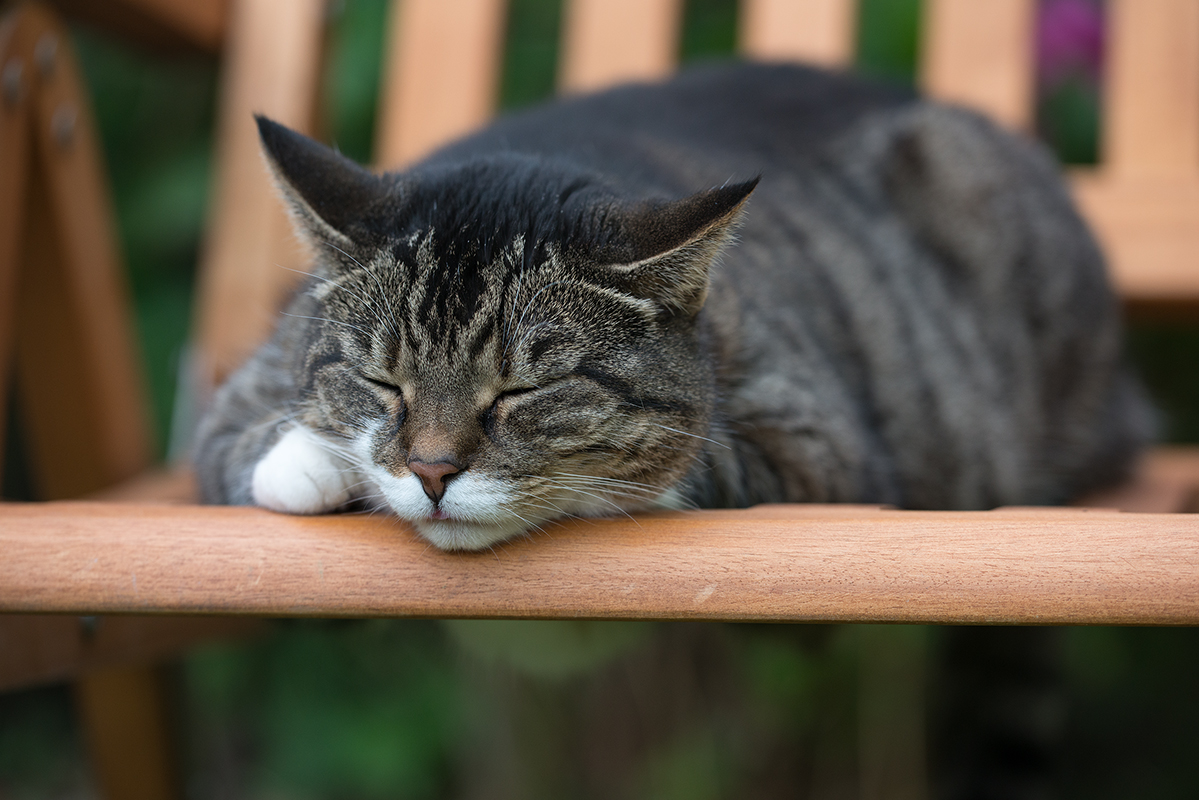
[[408, 459, 462, 504]]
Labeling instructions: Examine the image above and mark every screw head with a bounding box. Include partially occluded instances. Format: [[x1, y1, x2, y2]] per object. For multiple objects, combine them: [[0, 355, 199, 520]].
[[51, 103, 76, 148], [35, 34, 58, 78], [79, 616, 100, 642], [2, 60, 23, 107]]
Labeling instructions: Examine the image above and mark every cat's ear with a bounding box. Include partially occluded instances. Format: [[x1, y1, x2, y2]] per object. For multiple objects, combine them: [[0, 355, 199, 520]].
[[607, 178, 758, 315], [256, 115, 386, 249]]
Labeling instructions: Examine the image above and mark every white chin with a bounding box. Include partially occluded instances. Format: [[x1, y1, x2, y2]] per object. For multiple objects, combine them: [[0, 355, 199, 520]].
[[410, 517, 534, 551]]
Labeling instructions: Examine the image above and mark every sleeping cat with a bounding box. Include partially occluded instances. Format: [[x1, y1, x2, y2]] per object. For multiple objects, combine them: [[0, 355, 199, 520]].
[[194, 62, 1150, 551]]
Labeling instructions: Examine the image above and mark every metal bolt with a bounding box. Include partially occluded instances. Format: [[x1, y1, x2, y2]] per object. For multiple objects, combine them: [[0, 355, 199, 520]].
[[34, 33, 57, 78], [51, 103, 76, 148], [2, 60, 22, 107]]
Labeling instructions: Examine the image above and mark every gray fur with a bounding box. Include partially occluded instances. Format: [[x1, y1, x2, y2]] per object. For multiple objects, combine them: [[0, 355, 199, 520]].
[[194, 63, 1150, 548]]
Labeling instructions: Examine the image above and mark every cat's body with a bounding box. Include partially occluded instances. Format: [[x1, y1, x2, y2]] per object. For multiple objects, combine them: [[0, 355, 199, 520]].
[[195, 63, 1149, 550]]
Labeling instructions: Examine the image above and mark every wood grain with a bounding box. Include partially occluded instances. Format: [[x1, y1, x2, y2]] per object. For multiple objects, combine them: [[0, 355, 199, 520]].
[[920, 0, 1035, 130], [739, 0, 857, 68], [559, 0, 682, 94], [374, 0, 507, 170], [2, 502, 1196, 625], [1104, 0, 1199, 178]]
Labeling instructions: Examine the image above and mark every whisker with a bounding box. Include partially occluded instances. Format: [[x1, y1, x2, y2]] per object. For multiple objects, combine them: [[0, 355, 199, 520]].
[[537, 478, 643, 528], [647, 423, 731, 450], [280, 312, 372, 338]]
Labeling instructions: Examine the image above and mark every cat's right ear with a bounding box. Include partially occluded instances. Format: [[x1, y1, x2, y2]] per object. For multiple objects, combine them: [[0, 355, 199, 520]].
[[256, 115, 386, 250]]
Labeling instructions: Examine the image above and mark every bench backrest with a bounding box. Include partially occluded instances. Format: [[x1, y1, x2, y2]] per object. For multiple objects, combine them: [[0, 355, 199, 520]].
[[194, 0, 1199, 393]]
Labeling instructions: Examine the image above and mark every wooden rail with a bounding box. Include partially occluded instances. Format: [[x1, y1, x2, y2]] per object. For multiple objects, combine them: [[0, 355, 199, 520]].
[[3, 502, 1197, 625]]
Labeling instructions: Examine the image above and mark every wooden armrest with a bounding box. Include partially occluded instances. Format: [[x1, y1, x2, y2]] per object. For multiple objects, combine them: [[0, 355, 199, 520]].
[[2, 502, 1196, 625]]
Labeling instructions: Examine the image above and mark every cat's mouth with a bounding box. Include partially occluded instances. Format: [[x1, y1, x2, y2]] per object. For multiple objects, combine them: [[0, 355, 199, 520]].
[[410, 516, 537, 551], [366, 466, 549, 550]]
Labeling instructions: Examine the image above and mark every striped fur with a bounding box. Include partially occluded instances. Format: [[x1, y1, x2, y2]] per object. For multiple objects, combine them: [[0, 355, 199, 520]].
[[194, 63, 1150, 551]]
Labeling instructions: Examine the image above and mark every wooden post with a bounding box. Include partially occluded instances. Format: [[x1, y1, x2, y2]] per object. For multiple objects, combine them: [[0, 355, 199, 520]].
[[0, 9, 32, 484], [192, 0, 325, 390], [374, 0, 508, 170], [920, 0, 1036, 131], [1, 7, 206, 800], [558, 0, 683, 94], [2, 4, 153, 499], [1103, 0, 1199, 179], [739, 0, 857, 68], [75, 665, 179, 800]]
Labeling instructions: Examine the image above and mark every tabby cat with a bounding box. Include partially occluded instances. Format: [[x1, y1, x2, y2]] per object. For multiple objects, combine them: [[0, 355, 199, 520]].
[[194, 63, 1149, 550]]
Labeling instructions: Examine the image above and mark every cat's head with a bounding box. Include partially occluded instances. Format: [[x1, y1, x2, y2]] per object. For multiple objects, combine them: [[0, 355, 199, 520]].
[[257, 117, 755, 550]]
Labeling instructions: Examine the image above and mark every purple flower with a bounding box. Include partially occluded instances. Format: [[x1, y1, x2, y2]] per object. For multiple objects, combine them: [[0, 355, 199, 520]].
[[1037, 0, 1105, 89]]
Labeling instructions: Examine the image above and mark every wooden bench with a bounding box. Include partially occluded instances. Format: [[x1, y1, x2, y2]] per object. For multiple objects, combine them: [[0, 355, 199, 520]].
[[2, 0, 1198, 797]]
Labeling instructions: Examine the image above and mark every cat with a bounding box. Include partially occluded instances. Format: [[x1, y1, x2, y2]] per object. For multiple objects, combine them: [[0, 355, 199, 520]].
[[194, 62, 1151, 551]]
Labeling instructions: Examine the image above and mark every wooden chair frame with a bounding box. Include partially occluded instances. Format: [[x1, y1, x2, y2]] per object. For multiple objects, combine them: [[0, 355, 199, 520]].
[[2, 0, 1199, 796], [3, 0, 1195, 621]]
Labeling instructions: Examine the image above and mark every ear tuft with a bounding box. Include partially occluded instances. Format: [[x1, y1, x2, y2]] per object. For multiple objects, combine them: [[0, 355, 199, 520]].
[[256, 115, 387, 247], [626, 177, 759, 263], [606, 178, 758, 315]]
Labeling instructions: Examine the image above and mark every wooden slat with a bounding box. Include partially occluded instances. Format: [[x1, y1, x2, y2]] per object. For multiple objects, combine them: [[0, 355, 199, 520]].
[[558, 0, 683, 94], [920, 0, 1035, 130], [75, 665, 180, 800], [87, 466, 197, 504], [1103, 0, 1199, 179], [7, 4, 153, 498], [0, 613, 263, 692], [193, 0, 324, 390], [2, 502, 1197, 625], [1071, 171, 1199, 305], [48, 0, 229, 54], [1076, 445, 1199, 513], [374, 0, 508, 169], [739, 0, 857, 68], [0, 10, 32, 487], [858, 625, 928, 800]]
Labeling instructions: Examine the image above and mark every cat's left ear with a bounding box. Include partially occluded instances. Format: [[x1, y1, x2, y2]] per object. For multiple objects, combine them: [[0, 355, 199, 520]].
[[256, 115, 387, 250], [607, 178, 758, 315]]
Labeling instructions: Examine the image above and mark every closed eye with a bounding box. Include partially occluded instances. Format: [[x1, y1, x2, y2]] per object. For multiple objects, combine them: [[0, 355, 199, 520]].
[[494, 386, 539, 404], [361, 374, 403, 395], [481, 385, 541, 436]]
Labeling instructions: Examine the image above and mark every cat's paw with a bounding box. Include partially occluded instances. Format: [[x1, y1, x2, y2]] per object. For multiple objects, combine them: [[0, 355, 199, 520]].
[[251, 425, 359, 514]]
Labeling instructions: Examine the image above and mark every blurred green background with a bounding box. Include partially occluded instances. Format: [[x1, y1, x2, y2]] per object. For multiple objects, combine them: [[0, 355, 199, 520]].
[[3, 0, 1199, 798]]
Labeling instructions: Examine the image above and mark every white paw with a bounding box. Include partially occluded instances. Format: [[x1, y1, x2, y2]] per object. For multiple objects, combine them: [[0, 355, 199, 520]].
[[251, 425, 359, 514]]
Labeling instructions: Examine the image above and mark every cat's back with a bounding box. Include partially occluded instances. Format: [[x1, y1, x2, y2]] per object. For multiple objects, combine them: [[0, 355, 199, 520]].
[[427, 62, 916, 191], [432, 62, 1148, 511]]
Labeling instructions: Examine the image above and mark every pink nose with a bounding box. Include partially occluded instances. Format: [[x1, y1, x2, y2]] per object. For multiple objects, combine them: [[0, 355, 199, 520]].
[[408, 460, 462, 503]]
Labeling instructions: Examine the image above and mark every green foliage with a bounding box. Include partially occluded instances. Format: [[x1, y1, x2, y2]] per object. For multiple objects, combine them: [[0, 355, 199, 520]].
[[188, 621, 460, 799], [500, 0, 563, 110], [1038, 79, 1101, 165], [1127, 324, 1199, 443], [445, 619, 653, 679], [681, 0, 739, 64], [324, 0, 390, 164], [0, 686, 90, 798], [855, 0, 923, 84], [1063, 628, 1199, 799]]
